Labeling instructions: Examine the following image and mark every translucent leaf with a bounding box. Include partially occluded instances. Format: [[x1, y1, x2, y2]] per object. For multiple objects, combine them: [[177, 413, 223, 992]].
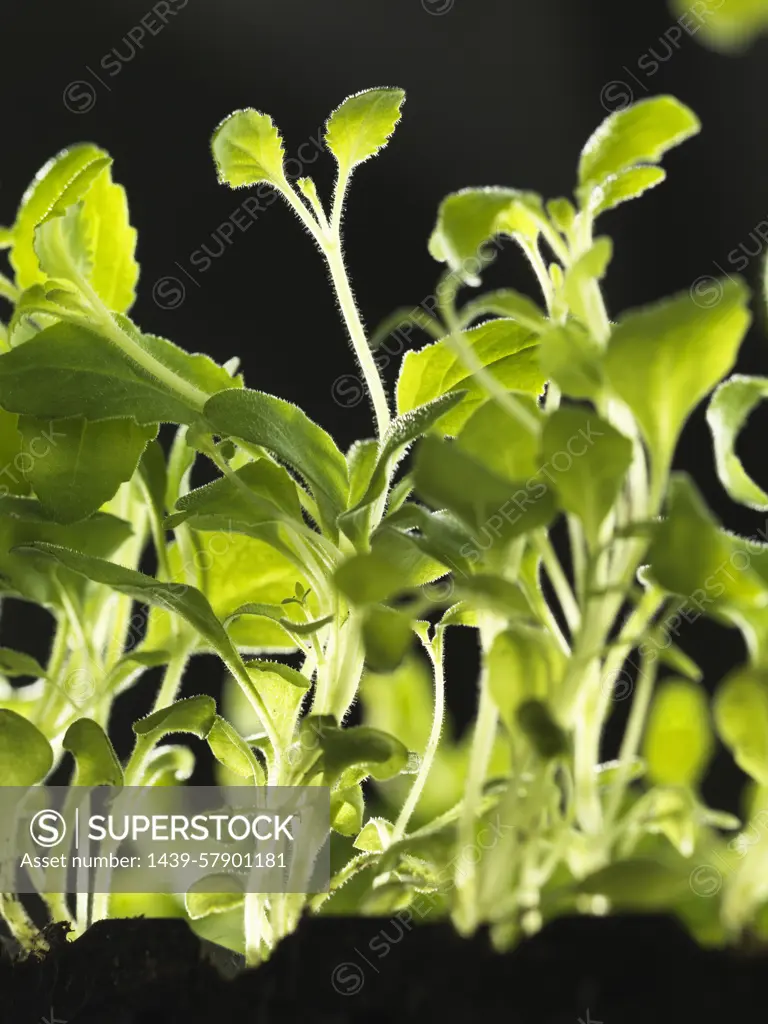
[[0, 498, 131, 606], [325, 87, 405, 172], [211, 109, 287, 189], [207, 715, 263, 782], [604, 280, 750, 470], [244, 661, 309, 743], [361, 605, 414, 673], [488, 624, 565, 737], [63, 718, 123, 786], [204, 388, 349, 535], [18, 416, 157, 524], [134, 695, 217, 743], [10, 144, 110, 290], [413, 435, 556, 548], [643, 680, 713, 787], [339, 392, 465, 543], [459, 288, 549, 333], [714, 667, 768, 786], [707, 375, 768, 510], [576, 858, 690, 908], [0, 321, 234, 426], [540, 406, 633, 547], [516, 698, 569, 759], [428, 187, 547, 285], [16, 542, 242, 665], [354, 816, 395, 853], [586, 166, 666, 217], [299, 716, 409, 786], [142, 744, 195, 786], [186, 877, 244, 920], [172, 459, 303, 527], [0, 709, 53, 785], [538, 322, 603, 400], [670, 0, 768, 50], [331, 785, 364, 836], [0, 648, 46, 678], [578, 96, 700, 190], [456, 395, 542, 480], [397, 319, 544, 436], [647, 475, 765, 609]]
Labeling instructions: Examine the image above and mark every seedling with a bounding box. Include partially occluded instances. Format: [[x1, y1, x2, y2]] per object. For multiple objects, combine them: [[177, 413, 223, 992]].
[[0, 87, 766, 964]]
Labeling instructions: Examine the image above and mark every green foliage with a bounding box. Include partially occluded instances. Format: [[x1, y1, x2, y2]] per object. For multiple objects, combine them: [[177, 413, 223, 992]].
[[0, 85, 766, 964]]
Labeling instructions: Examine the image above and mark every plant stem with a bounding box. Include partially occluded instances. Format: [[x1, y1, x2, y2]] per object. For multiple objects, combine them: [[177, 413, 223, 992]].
[[392, 628, 446, 843], [324, 240, 390, 436], [0, 893, 44, 952], [453, 615, 502, 935], [534, 531, 580, 634]]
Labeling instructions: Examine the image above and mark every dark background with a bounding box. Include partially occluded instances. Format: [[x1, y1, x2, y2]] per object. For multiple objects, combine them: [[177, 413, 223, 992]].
[[2, 0, 768, 811]]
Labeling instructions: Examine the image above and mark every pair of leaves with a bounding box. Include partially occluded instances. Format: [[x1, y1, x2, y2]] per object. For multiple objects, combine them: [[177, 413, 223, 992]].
[[212, 87, 405, 193], [577, 96, 700, 215]]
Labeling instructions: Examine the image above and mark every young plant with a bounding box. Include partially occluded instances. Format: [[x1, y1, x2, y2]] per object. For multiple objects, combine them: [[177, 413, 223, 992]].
[[0, 85, 767, 966]]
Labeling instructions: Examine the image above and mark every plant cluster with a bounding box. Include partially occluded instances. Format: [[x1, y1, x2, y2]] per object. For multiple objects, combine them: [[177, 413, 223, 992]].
[[2, 86, 768, 966]]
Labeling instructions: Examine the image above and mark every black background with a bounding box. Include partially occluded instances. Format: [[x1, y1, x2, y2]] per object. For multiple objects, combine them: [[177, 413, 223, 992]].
[[2, 0, 768, 811]]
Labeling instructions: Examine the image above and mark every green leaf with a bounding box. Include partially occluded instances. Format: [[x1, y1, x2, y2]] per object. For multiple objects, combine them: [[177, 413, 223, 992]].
[[331, 784, 365, 836], [10, 144, 110, 290], [643, 679, 713, 787], [714, 667, 768, 786], [78, 165, 139, 313], [562, 238, 613, 326], [0, 409, 30, 497], [538, 322, 603, 400], [0, 648, 46, 679], [604, 280, 751, 470], [63, 718, 123, 786], [15, 542, 243, 664], [516, 698, 569, 759], [0, 709, 53, 785], [300, 717, 409, 786], [576, 858, 689, 909], [459, 289, 549, 333], [334, 553, 406, 606], [413, 435, 556, 550], [31, 164, 139, 315], [211, 109, 288, 189], [145, 532, 310, 655], [186, 879, 245, 921], [707, 375, 768, 510], [0, 321, 232, 426], [354, 817, 395, 853], [540, 406, 632, 547], [207, 715, 263, 782], [428, 188, 547, 285], [325, 87, 405, 173], [488, 624, 565, 738], [173, 459, 302, 527], [457, 395, 542, 480], [203, 389, 349, 534], [397, 319, 545, 436], [670, 0, 768, 50], [142, 744, 195, 786], [244, 661, 309, 743], [586, 166, 666, 217], [578, 96, 700, 191], [340, 392, 465, 543], [361, 605, 414, 673], [0, 499, 132, 606], [647, 475, 765, 609], [134, 695, 217, 743], [17, 416, 156, 524]]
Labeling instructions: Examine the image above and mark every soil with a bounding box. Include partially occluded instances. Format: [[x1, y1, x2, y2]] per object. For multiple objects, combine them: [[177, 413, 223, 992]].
[[0, 913, 764, 1024]]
